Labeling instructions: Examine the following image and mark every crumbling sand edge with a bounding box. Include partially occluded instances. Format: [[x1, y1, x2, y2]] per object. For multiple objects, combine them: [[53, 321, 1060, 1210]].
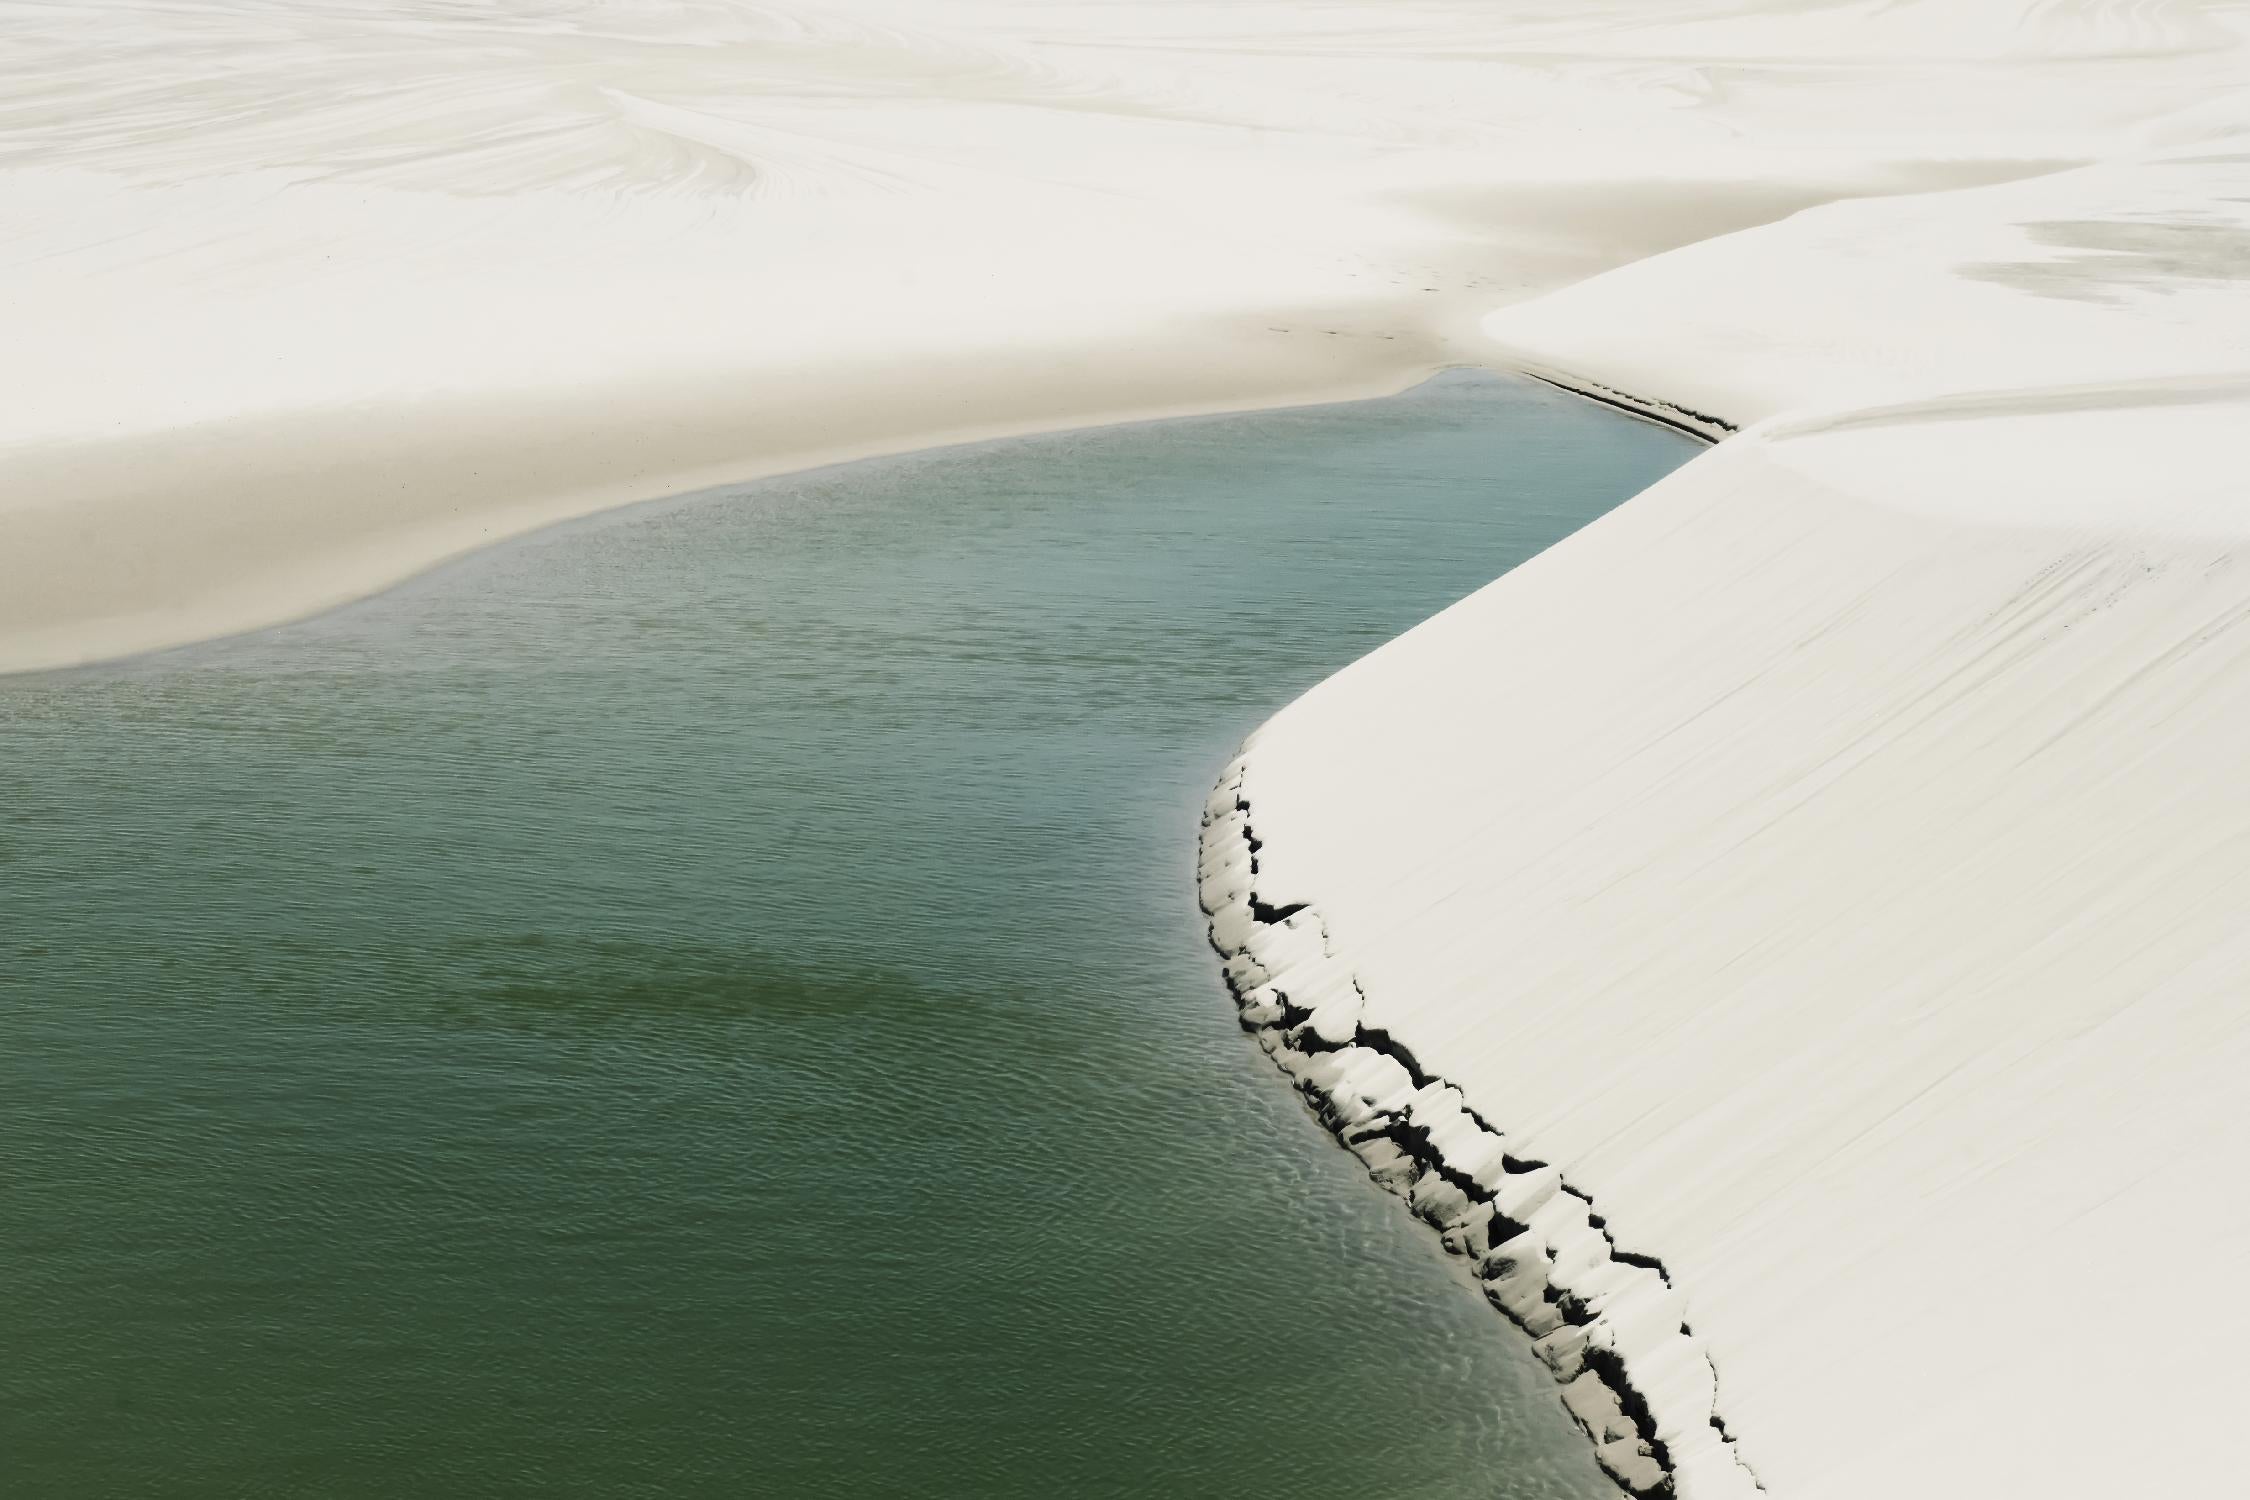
[[1198, 757, 1764, 1500]]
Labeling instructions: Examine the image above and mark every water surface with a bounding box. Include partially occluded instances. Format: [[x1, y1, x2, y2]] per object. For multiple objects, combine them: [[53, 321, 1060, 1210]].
[[1, 372, 1694, 1498]]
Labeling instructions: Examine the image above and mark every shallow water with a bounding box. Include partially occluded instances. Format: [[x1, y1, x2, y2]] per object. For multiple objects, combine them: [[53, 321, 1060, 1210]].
[[0, 372, 1694, 1499]]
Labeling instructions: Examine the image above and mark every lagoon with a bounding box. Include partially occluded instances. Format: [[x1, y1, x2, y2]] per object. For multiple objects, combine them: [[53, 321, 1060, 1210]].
[[0, 373, 1693, 1498]]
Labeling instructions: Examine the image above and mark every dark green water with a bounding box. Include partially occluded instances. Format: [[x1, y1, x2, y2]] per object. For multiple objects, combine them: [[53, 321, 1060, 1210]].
[[0, 372, 1693, 1499]]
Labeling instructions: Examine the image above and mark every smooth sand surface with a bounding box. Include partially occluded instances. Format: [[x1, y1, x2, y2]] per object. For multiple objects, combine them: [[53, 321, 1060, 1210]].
[[1223, 5, 2250, 1496], [0, 0, 2113, 671]]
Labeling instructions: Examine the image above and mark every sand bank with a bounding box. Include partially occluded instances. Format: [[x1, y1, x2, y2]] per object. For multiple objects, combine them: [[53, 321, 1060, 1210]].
[[1221, 14, 2250, 1497], [0, 0, 2126, 671]]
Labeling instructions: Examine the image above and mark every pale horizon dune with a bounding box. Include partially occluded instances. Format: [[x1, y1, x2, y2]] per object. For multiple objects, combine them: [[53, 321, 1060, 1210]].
[[0, 0, 2154, 672]]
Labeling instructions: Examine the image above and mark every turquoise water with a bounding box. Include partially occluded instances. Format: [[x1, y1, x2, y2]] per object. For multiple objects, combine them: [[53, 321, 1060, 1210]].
[[0, 373, 1694, 1498]]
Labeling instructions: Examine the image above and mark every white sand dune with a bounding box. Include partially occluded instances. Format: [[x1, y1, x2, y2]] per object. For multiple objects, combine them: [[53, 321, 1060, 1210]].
[[1206, 7, 2250, 1497], [0, 0, 2136, 672]]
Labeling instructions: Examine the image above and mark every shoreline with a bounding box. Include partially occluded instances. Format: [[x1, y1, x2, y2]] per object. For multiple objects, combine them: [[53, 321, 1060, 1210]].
[[1199, 757, 1757, 1500], [1513, 366, 1736, 445], [1226, 260, 2250, 1500], [1201, 121, 2250, 1496], [0, 320, 1449, 678], [1194, 363, 1745, 1500]]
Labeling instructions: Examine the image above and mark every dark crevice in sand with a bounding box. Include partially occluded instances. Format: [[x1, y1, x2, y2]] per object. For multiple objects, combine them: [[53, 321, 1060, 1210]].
[[1198, 764, 1763, 1498], [1517, 369, 1736, 443]]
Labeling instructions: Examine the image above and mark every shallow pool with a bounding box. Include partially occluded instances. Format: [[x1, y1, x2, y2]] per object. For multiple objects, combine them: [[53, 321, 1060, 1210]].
[[0, 372, 1694, 1498]]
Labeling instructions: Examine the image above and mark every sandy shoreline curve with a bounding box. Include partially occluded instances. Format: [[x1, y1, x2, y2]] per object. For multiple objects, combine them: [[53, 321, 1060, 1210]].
[[1227, 73, 2250, 1500], [1199, 754, 1755, 1499], [0, 316, 1446, 674]]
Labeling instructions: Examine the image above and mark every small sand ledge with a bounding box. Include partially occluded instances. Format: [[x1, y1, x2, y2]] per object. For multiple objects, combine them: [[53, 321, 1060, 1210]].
[[1514, 366, 1737, 444], [1199, 758, 1760, 1500]]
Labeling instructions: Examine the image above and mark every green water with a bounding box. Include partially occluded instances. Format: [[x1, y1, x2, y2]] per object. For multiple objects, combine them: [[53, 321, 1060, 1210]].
[[0, 372, 1694, 1499]]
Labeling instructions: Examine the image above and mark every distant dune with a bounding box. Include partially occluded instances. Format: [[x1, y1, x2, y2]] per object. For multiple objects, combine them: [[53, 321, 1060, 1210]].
[[0, 0, 2118, 671]]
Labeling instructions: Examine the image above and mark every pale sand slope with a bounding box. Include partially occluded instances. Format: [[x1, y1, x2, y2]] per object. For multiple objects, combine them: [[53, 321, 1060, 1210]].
[[0, 0, 2173, 672], [1224, 10, 2250, 1500]]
